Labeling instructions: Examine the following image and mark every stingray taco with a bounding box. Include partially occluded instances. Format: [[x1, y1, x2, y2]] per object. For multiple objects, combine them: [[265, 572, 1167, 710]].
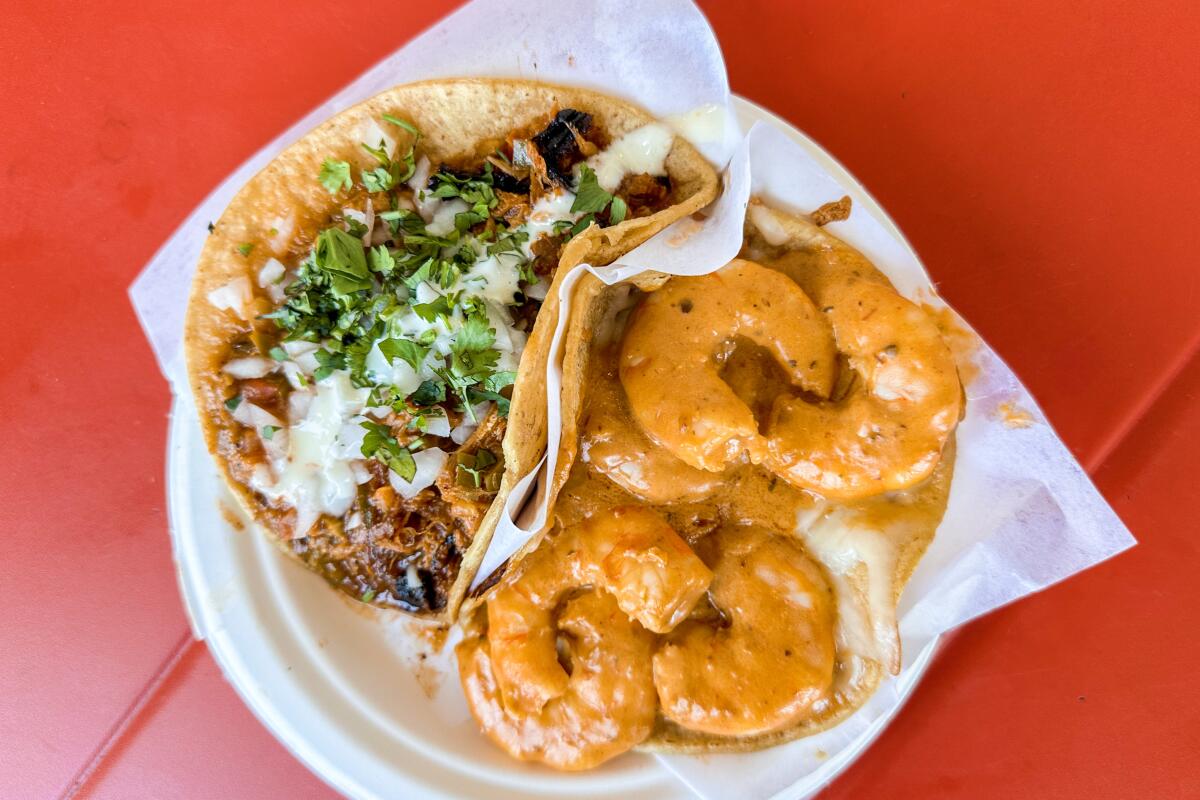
[[455, 199, 963, 767], [185, 79, 719, 621]]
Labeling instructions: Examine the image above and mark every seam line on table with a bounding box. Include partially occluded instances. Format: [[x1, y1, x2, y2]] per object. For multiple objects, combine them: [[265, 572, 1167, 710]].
[[1083, 325, 1200, 475], [59, 630, 196, 800]]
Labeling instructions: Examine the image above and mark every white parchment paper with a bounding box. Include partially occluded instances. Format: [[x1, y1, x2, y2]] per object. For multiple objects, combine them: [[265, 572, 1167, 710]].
[[130, 2, 1135, 798]]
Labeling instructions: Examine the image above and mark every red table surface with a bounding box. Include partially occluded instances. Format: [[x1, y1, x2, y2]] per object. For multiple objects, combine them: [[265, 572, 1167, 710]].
[[2, 1, 1197, 798]]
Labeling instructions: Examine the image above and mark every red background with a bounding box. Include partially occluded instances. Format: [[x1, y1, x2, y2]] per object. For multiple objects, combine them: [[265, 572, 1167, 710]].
[[3, 1, 1198, 797]]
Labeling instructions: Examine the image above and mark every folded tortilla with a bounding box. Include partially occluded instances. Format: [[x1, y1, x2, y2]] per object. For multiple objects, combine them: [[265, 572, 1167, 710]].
[[185, 78, 719, 622], [462, 201, 957, 751]]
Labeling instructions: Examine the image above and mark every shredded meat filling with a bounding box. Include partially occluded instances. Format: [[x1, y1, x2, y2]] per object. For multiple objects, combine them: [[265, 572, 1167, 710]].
[[616, 173, 673, 219]]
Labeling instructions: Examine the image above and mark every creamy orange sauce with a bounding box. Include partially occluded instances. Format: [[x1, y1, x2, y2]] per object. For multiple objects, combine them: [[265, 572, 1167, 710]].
[[923, 303, 982, 388]]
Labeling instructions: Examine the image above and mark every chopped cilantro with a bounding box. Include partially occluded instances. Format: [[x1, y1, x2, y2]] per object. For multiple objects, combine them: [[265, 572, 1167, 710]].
[[412, 296, 451, 322], [566, 213, 596, 240], [314, 227, 371, 296], [410, 379, 446, 407], [362, 166, 395, 193], [360, 420, 416, 480], [313, 348, 346, 382], [571, 165, 612, 214], [237, 242, 255, 257], [368, 245, 395, 277], [484, 370, 517, 393], [360, 140, 390, 166], [360, 588, 376, 603], [262, 425, 278, 440], [224, 395, 242, 411], [609, 195, 628, 224], [378, 337, 428, 371], [453, 314, 496, 354], [572, 164, 628, 225], [319, 159, 353, 194], [382, 114, 420, 137]]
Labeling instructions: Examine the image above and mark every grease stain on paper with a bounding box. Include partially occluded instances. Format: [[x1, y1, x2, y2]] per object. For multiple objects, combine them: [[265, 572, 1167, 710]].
[[997, 401, 1036, 429]]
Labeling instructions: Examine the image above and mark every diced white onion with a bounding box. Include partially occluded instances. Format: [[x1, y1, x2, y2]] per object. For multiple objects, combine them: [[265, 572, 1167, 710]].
[[206, 277, 253, 319], [422, 410, 451, 438], [262, 427, 289, 465], [524, 277, 550, 301], [267, 215, 295, 255], [409, 156, 434, 218], [450, 402, 492, 444], [350, 461, 373, 485], [426, 199, 470, 236], [359, 118, 398, 160], [257, 258, 286, 288], [231, 401, 283, 429], [333, 420, 368, 460], [223, 357, 277, 379], [389, 447, 448, 499]]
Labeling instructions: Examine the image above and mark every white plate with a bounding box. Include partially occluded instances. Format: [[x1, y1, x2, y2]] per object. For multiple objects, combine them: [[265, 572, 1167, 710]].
[[167, 96, 938, 800]]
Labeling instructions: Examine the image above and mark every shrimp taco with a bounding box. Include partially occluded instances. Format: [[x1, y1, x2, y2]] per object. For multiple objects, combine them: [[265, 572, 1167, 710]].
[[456, 199, 963, 766], [185, 79, 719, 621]]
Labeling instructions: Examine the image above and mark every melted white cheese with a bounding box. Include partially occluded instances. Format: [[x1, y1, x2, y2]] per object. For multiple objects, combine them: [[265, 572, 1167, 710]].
[[519, 189, 579, 259], [800, 509, 902, 670], [586, 122, 674, 193], [254, 372, 370, 536], [666, 103, 727, 147]]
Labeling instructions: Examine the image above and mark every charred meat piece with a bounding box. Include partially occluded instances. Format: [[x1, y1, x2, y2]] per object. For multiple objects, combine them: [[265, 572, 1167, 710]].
[[531, 109, 593, 186], [493, 190, 531, 225], [530, 232, 566, 276], [394, 559, 441, 613], [491, 170, 531, 195]]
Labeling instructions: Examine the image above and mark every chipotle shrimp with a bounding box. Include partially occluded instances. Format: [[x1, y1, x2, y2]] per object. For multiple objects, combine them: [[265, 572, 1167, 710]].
[[457, 506, 711, 768], [653, 525, 837, 737], [757, 206, 963, 498], [619, 259, 836, 472], [457, 591, 656, 770]]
